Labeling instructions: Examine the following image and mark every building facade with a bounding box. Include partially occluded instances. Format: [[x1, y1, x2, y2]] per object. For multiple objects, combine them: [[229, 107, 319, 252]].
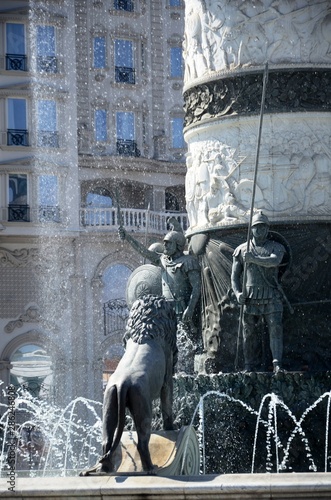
[[0, 0, 186, 405]]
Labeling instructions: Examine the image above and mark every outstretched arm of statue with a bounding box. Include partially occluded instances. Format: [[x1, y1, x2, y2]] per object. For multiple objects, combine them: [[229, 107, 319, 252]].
[[118, 226, 160, 265], [182, 269, 201, 323]]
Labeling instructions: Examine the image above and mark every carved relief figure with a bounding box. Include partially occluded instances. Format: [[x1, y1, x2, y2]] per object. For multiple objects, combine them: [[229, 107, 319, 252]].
[[184, 5, 209, 82], [240, 23, 268, 67], [184, 0, 330, 74]]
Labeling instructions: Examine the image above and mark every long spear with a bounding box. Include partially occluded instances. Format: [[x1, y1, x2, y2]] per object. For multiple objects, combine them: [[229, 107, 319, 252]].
[[234, 62, 269, 371], [143, 202, 150, 264]]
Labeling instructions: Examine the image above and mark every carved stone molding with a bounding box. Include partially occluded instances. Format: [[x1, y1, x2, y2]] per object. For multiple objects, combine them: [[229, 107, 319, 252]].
[[184, 69, 331, 128], [4, 305, 60, 334], [0, 248, 38, 267]]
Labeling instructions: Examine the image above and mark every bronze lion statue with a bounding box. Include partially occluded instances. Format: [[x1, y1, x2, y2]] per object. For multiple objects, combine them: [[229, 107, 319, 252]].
[[80, 295, 177, 475]]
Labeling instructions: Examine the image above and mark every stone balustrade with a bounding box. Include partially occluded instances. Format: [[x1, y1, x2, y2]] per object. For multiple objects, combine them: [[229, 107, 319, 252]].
[[80, 207, 188, 234]]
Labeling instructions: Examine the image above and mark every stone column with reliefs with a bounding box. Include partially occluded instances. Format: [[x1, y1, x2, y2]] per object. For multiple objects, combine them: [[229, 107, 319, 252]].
[[183, 0, 331, 373]]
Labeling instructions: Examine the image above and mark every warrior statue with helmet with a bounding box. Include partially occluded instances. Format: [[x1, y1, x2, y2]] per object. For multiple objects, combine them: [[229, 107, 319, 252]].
[[231, 211, 287, 373], [118, 222, 201, 371]]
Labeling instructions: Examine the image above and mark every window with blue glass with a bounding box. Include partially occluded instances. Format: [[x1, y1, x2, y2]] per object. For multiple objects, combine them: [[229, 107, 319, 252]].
[[7, 98, 28, 146], [169, 0, 182, 5], [170, 47, 183, 78], [116, 112, 140, 156], [171, 117, 185, 149], [6, 23, 26, 71], [37, 100, 58, 147], [8, 174, 29, 222], [116, 112, 134, 140], [115, 39, 135, 84], [95, 109, 108, 142], [38, 175, 60, 222], [93, 36, 106, 69], [39, 175, 58, 206], [114, 0, 134, 12], [37, 25, 57, 73]]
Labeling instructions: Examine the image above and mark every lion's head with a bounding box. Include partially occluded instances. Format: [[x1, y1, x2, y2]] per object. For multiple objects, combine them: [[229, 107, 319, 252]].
[[124, 295, 177, 356]]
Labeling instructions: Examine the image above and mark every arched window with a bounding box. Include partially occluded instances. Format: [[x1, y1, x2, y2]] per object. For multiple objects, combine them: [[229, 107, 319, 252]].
[[10, 343, 53, 399], [86, 188, 112, 208]]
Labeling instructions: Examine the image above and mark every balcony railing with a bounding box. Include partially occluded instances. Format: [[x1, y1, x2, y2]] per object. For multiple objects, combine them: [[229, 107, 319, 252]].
[[7, 129, 29, 146], [37, 56, 58, 73], [80, 207, 188, 233], [39, 206, 61, 223], [116, 139, 140, 157], [8, 205, 30, 222], [104, 298, 129, 336], [115, 66, 135, 84], [37, 131, 59, 148], [6, 54, 27, 71], [114, 0, 134, 11]]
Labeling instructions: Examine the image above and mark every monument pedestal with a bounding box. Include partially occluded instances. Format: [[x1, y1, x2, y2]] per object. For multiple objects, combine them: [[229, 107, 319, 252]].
[[114, 426, 199, 476]]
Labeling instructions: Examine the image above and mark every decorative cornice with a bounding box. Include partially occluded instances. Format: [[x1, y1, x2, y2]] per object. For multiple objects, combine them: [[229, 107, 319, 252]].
[[183, 69, 331, 128], [78, 155, 186, 174]]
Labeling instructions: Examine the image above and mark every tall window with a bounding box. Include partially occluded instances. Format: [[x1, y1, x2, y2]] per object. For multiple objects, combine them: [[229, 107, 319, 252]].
[[114, 0, 134, 12], [95, 109, 107, 142], [37, 100, 58, 147], [8, 174, 29, 222], [116, 111, 134, 141], [7, 98, 28, 146], [171, 117, 185, 149], [39, 175, 59, 222], [170, 47, 183, 78], [116, 112, 140, 156], [93, 36, 106, 69], [115, 39, 135, 84], [6, 23, 26, 71], [36, 25, 57, 73]]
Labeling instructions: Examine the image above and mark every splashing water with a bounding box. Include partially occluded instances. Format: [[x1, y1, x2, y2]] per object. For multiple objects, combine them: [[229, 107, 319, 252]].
[[0, 388, 102, 477], [2, 387, 331, 476], [183, 390, 331, 474]]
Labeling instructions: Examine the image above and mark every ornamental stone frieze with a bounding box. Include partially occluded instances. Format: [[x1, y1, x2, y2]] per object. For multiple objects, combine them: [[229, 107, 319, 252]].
[[4, 305, 60, 334], [0, 248, 39, 267], [183, 0, 331, 85], [184, 69, 331, 128]]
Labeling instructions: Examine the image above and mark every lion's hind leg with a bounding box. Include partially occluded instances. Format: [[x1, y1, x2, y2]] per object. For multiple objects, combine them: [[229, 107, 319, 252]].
[[128, 387, 155, 473], [100, 384, 119, 473]]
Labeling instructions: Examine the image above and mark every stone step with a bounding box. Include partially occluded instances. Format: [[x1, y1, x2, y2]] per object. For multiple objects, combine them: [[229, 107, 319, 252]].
[[1, 473, 331, 499]]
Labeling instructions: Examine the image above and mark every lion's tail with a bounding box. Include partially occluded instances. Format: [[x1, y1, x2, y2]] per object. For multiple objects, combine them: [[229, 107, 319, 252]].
[[100, 383, 127, 464]]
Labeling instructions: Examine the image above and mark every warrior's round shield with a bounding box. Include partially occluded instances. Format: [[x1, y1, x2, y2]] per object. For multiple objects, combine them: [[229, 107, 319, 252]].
[[126, 264, 162, 308]]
